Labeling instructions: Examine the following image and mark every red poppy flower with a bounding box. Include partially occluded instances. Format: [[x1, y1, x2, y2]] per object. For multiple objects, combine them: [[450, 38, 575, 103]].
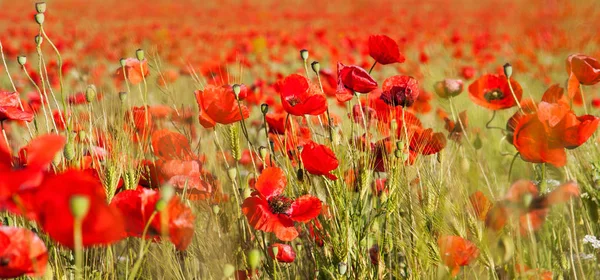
[[336, 63, 378, 102], [566, 54, 600, 85], [438, 235, 479, 277], [125, 106, 153, 139], [30, 170, 125, 248], [0, 91, 34, 122], [114, 58, 149, 85], [268, 243, 296, 263], [469, 191, 492, 221], [485, 180, 579, 235], [368, 34, 405, 65], [151, 129, 193, 161], [278, 74, 327, 116], [468, 74, 522, 110], [241, 167, 322, 241], [111, 187, 196, 250], [0, 226, 48, 278], [194, 85, 249, 128], [300, 141, 339, 180], [380, 75, 419, 107], [409, 128, 446, 156]]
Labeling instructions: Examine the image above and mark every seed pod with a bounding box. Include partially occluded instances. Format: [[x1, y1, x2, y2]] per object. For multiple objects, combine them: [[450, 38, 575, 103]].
[[260, 103, 269, 114], [212, 205, 220, 215], [311, 61, 320, 74], [135, 49, 145, 61], [34, 13, 45, 25], [85, 85, 97, 103], [34, 35, 43, 46], [69, 195, 90, 219], [118, 91, 127, 102], [300, 49, 309, 61], [296, 168, 304, 182], [119, 58, 127, 67], [232, 84, 241, 99], [227, 167, 237, 181], [503, 63, 513, 78], [473, 134, 483, 150], [35, 2, 47, 13], [17, 56, 27, 66]]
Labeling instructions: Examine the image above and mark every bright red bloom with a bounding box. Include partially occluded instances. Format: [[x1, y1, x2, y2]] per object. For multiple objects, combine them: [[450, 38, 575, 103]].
[[468, 74, 522, 110], [268, 243, 296, 263], [566, 54, 600, 85], [114, 58, 149, 85], [30, 170, 125, 248], [368, 34, 405, 65], [0, 226, 48, 278], [380, 75, 419, 107], [194, 85, 249, 128], [278, 74, 327, 116], [300, 141, 339, 180], [241, 167, 322, 241], [438, 235, 479, 277], [336, 63, 378, 102], [0, 91, 33, 122], [111, 187, 196, 250]]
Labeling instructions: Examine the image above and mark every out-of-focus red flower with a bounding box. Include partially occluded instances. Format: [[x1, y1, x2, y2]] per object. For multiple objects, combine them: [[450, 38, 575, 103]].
[[566, 54, 600, 85], [151, 129, 193, 161], [336, 63, 378, 102], [115, 58, 149, 85], [461, 66, 476, 80], [469, 191, 492, 221], [194, 85, 249, 128], [29, 170, 125, 248], [380, 75, 419, 107], [111, 187, 196, 250], [277, 74, 327, 116], [368, 34, 405, 65], [468, 74, 522, 110], [241, 167, 321, 241], [300, 140, 339, 180], [438, 235, 479, 277], [268, 243, 296, 263], [0, 91, 33, 122], [515, 264, 553, 280], [0, 226, 48, 278]]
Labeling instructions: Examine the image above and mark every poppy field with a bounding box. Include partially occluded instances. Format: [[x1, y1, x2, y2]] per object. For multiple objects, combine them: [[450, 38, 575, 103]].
[[3, 0, 600, 279]]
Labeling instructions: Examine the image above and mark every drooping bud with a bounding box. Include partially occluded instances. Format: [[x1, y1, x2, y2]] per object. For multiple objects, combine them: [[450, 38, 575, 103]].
[[17, 56, 27, 66], [300, 49, 309, 61], [34, 13, 45, 25], [232, 84, 241, 100], [503, 63, 513, 79], [135, 49, 145, 61], [247, 249, 261, 269], [35, 2, 47, 13], [310, 61, 320, 74], [85, 85, 97, 103], [34, 35, 43, 46], [69, 195, 90, 220], [260, 103, 269, 115]]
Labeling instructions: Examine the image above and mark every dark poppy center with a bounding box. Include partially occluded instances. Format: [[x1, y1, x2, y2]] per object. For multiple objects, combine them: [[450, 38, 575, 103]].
[[484, 89, 504, 102], [0, 257, 9, 266], [285, 96, 302, 107], [380, 86, 413, 107], [268, 195, 292, 214]]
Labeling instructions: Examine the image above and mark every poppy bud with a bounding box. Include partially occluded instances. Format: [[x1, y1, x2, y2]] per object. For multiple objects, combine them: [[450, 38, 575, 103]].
[[64, 142, 75, 161], [78, 130, 87, 141], [52, 148, 62, 166], [473, 134, 482, 150], [35, 35, 43, 46], [135, 49, 145, 61], [394, 149, 403, 159], [85, 85, 97, 103], [35, 2, 47, 13], [243, 187, 252, 199], [212, 205, 220, 215], [17, 55, 27, 66], [338, 262, 347, 275], [311, 61, 320, 74], [503, 63, 513, 78], [223, 264, 235, 278], [300, 49, 309, 61], [155, 199, 167, 211], [119, 58, 127, 67], [395, 140, 404, 150], [160, 185, 175, 202], [260, 103, 269, 114], [271, 246, 279, 257], [227, 167, 237, 181], [232, 84, 241, 99], [34, 13, 44, 25], [297, 168, 304, 182], [69, 195, 90, 219], [259, 146, 268, 160], [119, 91, 127, 102], [247, 249, 261, 269]]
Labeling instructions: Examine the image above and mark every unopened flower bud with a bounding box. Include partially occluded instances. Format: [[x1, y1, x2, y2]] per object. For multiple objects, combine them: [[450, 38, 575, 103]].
[[227, 167, 237, 181], [17, 56, 27, 66], [503, 63, 513, 79], [311, 61, 320, 74], [338, 262, 347, 275], [260, 103, 269, 114], [297, 168, 304, 182], [34, 13, 45, 25], [473, 134, 482, 150], [135, 49, 145, 61], [243, 187, 252, 199], [35, 2, 46, 13], [85, 85, 97, 103], [34, 35, 43, 46], [259, 146, 268, 161], [63, 142, 75, 161], [69, 195, 90, 219], [247, 249, 261, 269], [395, 140, 404, 151], [212, 204, 220, 215], [300, 49, 309, 61]]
